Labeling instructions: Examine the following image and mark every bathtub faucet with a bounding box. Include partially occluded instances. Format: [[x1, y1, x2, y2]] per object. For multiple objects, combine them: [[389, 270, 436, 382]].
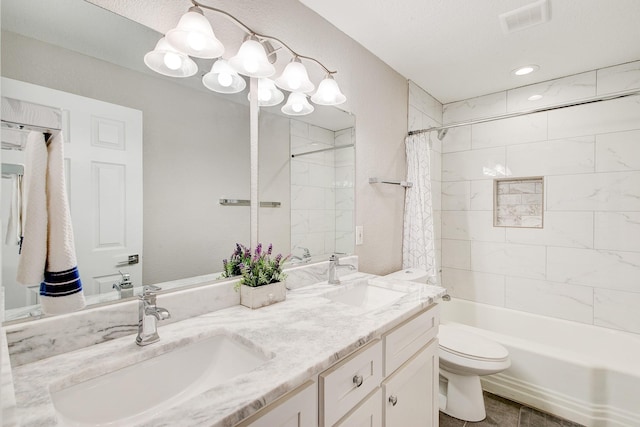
[[328, 254, 356, 285]]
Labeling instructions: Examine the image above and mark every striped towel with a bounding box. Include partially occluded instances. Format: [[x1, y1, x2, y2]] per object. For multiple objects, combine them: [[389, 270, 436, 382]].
[[17, 132, 85, 315]]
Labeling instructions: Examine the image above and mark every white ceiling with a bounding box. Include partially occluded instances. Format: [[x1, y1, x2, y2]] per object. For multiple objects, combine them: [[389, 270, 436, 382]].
[[299, 0, 640, 103]]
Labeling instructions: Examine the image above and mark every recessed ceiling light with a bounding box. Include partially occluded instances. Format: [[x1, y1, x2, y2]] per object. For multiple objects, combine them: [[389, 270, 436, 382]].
[[513, 65, 540, 76], [528, 94, 543, 101]]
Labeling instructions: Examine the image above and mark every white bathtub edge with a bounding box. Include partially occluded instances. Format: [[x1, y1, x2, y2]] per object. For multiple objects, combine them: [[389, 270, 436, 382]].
[[482, 373, 640, 427]]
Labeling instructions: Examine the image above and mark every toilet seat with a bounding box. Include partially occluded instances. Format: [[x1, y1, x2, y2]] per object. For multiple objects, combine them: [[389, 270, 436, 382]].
[[439, 324, 509, 362], [438, 324, 510, 376]]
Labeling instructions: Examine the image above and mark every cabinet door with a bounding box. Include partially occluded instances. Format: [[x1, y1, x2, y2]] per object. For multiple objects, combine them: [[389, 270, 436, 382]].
[[335, 389, 382, 427], [236, 380, 317, 427], [382, 340, 438, 427]]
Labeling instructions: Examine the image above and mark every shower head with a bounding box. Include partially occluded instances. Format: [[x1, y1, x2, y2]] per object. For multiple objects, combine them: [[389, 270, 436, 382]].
[[437, 128, 448, 140]]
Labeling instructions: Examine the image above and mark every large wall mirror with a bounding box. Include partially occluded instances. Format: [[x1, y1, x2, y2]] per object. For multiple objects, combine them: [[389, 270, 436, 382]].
[[1, 0, 355, 321]]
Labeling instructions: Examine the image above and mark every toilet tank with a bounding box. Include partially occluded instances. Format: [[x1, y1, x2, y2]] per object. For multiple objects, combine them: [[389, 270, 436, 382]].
[[383, 268, 430, 283]]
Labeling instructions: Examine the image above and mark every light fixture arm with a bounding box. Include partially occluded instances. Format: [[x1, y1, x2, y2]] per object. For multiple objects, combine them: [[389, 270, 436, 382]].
[[190, 0, 336, 74]]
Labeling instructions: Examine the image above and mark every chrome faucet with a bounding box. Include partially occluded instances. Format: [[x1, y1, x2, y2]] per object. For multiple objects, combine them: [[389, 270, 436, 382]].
[[291, 246, 312, 264], [136, 285, 171, 346], [112, 271, 134, 298], [328, 254, 356, 284]]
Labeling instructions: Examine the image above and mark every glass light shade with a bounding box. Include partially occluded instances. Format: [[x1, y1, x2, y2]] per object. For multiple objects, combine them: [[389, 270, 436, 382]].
[[311, 75, 347, 106], [144, 37, 198, 78], [228, 38, 275, 78], [202, 59, 246, 94], [248, 78, 284, 107], [281, 92, 314, 116], [275, 59, 315, 93], [165, 7, 224, 59]]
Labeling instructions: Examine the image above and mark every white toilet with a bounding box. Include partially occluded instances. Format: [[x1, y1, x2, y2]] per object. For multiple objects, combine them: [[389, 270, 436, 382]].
[[383, 269, 511, 422], [438, 324, 510, 421]]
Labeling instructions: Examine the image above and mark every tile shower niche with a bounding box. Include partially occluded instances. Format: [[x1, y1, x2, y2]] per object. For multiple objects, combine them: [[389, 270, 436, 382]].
[[494, 177, 544, 228]]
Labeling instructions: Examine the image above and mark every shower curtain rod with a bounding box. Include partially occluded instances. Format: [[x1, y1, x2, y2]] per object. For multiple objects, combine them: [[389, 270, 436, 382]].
[[408, 88, 640, 137]]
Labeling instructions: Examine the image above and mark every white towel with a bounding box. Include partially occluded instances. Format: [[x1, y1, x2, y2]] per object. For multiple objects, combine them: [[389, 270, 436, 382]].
[[5, 172, 24, 247], [17, 132, 86, 315], [17, 132, 48, 285]]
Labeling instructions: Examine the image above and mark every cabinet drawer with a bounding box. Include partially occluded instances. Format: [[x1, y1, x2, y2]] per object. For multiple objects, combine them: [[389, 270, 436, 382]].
[[319, 339, 383, 427], [235, 380, 317, 427], [335, 388, 382, 427], [384, 305, 439, 376]]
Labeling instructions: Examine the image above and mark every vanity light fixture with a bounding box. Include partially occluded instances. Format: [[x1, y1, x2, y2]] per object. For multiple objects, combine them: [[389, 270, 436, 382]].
[[228, 35, 276, 78], [275, 57, 315, 93], [202, 59, 246, 94], [248, 78, 285, 107], [281, 92, 314, 116], [311, 74, 347, 106], [527, 94, 543, 101], [512, 64, 540, 76], [145, 0, 347, 114], [143, 37, 198, 78], [165, 6, 224, 58]]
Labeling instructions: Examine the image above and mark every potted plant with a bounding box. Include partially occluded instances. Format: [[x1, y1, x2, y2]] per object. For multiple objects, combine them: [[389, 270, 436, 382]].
[[223, 243, 289, 309], [221, 243, 251, 279]]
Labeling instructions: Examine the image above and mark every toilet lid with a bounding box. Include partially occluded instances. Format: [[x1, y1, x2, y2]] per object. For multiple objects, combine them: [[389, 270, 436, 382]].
[[439, 324, 509, 361]]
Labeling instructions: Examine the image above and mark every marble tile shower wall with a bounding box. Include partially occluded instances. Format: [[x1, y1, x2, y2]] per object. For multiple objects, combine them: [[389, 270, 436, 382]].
[[334, 128, 355, 254], [440, 60, 640, 335], [408, 81, 444, 281], [290, 121, 354, 258]]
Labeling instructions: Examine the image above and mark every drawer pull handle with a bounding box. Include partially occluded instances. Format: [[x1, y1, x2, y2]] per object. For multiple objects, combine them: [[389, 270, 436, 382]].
[[389, 395, 398, 406], [352, 374, 364, 387]]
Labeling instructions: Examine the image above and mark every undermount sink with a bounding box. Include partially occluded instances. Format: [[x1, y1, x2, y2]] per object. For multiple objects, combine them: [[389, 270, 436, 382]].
[[322, 280, 408, 311], [50, 334, 270, 427]]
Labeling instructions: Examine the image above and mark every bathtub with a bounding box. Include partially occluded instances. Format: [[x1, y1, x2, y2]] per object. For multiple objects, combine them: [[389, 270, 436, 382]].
[[440, 298, 640, 427]]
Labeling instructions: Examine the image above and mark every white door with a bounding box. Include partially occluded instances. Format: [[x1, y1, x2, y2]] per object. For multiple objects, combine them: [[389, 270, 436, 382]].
[[2, 78, 143, 299], [382, 340, 439, 427]]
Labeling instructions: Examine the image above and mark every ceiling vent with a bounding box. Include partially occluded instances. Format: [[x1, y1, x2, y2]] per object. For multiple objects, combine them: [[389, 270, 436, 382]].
[[499, 0, 550, 34]]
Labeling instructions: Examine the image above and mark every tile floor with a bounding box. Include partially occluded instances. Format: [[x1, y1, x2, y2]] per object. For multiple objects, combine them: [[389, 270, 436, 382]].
[[439, 392, 586, 427]]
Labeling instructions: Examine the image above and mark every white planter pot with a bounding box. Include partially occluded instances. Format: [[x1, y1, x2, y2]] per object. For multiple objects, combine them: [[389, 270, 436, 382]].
[[240, 281, 286, 309]]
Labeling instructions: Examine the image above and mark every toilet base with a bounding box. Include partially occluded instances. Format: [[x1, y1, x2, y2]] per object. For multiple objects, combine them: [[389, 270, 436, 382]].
[[439, 369, 486, 422]]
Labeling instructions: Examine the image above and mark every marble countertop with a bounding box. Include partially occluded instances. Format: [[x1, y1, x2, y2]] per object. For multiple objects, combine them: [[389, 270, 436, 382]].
[[10, 273, 445, 427]]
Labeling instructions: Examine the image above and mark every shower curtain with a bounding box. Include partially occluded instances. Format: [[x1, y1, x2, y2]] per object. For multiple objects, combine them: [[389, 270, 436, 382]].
[[402, 133, 436, 277]]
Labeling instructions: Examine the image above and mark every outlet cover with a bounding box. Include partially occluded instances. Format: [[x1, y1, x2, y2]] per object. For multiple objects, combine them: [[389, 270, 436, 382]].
[[355, 225, 364, 245]]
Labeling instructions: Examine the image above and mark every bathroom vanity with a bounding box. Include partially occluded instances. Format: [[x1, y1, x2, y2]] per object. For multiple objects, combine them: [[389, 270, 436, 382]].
[[3, 272, 445, 426], [238, 302, 440, 427]]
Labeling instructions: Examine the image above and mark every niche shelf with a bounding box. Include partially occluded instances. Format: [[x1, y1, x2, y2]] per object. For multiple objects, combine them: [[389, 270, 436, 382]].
[[493, 177, 544, 228]]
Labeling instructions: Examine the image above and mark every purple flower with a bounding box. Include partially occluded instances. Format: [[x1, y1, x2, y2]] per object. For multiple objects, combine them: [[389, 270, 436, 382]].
[[267, 243, 273, 255]]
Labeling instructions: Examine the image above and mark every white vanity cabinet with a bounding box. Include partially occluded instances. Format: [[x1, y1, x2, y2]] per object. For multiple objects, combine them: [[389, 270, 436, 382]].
[[382, 343, 438, 426], [335, 389, 382, 427], [382, 304, 440, 426], [234, 304, 440, 427], [319, 340, 383, 426], [236, 380, 318, 427], [321, 304, 440, 427]]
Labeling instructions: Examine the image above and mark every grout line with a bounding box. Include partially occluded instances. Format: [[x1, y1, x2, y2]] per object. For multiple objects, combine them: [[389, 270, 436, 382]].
[[517, 405, 523, 427]]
